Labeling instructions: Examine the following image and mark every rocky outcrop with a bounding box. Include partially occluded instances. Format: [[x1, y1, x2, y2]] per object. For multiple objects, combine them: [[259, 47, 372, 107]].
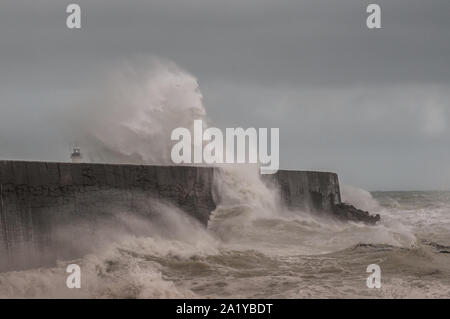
[[332, 203, 380, 224]]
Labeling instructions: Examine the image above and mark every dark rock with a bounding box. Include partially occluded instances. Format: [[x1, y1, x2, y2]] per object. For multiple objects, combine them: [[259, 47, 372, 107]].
[[332, 203, 380, 225]]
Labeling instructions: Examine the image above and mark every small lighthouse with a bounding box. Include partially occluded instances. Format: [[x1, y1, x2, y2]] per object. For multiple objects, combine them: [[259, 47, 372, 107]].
[[70, 145, 82, 163]]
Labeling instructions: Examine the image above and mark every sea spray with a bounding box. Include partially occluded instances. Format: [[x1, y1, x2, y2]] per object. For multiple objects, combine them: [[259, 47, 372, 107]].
[[78, 60, 208, 164]]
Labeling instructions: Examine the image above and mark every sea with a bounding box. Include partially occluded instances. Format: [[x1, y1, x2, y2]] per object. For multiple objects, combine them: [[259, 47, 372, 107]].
[[0, 168, 449, 299]]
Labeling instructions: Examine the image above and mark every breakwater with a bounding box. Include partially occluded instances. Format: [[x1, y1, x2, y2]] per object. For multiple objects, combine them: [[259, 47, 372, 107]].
[[0, 161, 375, 272]]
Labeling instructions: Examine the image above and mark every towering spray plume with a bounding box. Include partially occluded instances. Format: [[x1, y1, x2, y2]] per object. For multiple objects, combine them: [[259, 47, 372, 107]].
[[79, 60, 208, 164]]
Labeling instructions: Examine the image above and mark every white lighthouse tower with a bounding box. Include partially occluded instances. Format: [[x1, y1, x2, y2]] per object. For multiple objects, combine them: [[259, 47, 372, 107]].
[[70, 145, 82, 163]]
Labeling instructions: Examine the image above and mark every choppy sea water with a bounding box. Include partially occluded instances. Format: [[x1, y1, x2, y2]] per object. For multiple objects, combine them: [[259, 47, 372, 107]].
[[1, 175, 450, 298]]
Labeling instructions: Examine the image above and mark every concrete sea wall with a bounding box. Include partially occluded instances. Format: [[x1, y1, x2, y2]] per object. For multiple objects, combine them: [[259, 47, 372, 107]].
[[263, 170, 341, 212], [0, 161, 341, 272]]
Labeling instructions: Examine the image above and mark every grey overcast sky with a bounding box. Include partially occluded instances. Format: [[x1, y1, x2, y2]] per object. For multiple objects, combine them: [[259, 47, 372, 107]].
[[0, 0, 449, 190]]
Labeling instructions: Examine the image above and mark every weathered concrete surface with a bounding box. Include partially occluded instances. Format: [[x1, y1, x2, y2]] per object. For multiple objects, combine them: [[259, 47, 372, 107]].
[[0, 161, 216, 271], [262, 170, 341, 213], [0, 161, 375, 272], [262, 171, 380, 224]]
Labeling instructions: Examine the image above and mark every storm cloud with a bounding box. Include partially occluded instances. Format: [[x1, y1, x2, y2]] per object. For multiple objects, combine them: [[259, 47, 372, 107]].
[[0, 0, 449, 190]]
